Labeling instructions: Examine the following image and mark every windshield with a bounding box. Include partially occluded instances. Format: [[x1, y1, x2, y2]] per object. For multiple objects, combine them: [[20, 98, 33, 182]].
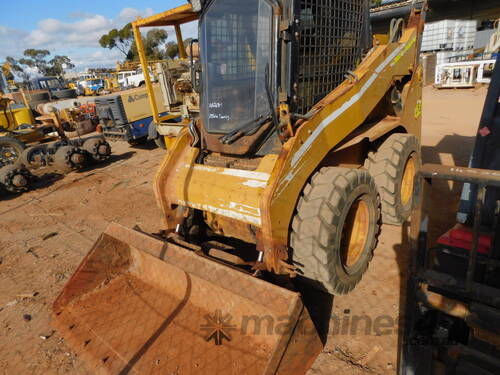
[[200, 0, 273, 133], [46, 79, 63, 89], [89, 79, 103, 85]]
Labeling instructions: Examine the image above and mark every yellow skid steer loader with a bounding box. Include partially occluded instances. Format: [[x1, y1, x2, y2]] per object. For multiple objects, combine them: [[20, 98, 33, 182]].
[[53, 1, 426, 373]]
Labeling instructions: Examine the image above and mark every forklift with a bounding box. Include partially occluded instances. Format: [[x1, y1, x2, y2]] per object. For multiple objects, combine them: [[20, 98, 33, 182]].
[[400, 55, 500, 374]]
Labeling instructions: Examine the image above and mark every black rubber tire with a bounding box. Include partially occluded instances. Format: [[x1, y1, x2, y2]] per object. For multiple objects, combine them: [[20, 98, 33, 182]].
[[127, 137, 148, 146], [291, 167, 381, 295], [365, 134, 421, 225], [82, 138, 111, 161], [0, 164, 33, 193], [20, 146, 46, 169], [53, 146, 86, 172], [0, 137, 26, 165], [154, 136, 167, 150]]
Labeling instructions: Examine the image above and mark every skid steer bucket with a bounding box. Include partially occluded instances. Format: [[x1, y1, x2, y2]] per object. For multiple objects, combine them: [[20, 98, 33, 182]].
[[52, 223, 322, 374]]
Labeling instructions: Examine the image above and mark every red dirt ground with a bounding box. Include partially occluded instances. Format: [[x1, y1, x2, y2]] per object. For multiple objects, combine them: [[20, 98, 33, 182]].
[[0, 86, 488, 374]]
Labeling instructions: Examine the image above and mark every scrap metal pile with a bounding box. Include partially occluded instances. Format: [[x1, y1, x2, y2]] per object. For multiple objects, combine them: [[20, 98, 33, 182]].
[[0, 85, 113, 197], [0, 135, 111, 196]]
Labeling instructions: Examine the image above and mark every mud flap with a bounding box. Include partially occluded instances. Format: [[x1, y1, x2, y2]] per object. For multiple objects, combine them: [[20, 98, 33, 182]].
[[52, 223, 322, 374]]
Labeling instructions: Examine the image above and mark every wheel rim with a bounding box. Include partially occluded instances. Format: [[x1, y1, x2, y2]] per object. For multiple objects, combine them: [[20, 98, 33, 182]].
[[341, 197, 370, 269], [400, 153, 416, 206], [1, 147, 19, 163]]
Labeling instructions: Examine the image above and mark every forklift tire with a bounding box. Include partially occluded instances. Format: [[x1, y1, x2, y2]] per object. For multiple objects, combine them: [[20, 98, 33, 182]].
[[0, 137, 26, 165], [366, 133, 420, 225], [291, 167, 381, 295]]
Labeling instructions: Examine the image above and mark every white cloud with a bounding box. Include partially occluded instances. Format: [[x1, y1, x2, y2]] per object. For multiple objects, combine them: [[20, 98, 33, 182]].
[[0, 7, 198, 72], [117, 7, 155, 23], [0, 26, 29, 59], [25, 12, 126, 50]]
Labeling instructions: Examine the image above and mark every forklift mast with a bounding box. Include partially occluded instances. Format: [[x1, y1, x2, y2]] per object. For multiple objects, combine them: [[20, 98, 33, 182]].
[[400, 55, 500, 375]]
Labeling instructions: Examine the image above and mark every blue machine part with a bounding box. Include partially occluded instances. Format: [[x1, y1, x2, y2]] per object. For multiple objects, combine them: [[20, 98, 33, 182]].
[[89, 84, 103, 91], [129, 112, 180, 139]]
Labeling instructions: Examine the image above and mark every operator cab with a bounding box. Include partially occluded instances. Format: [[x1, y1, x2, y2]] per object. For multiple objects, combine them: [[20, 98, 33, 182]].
[[192, 0, 371, 155]]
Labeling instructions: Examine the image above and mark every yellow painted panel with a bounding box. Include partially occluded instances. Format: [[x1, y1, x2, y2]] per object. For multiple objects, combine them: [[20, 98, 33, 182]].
[[262, 29, 421, 246], [173, 164, 271, 227], [0, 107, 34, 130], [120, 85, 168, 123]]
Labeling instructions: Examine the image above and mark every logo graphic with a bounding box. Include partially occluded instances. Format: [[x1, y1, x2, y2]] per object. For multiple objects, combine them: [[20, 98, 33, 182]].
[[128, 93, 148, 103], [200, 309, 237, 345], [414, 99, 422, 119]]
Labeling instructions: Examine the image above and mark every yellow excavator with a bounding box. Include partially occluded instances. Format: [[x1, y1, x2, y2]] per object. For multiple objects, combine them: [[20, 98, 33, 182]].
[[53, 1, 426, 373]]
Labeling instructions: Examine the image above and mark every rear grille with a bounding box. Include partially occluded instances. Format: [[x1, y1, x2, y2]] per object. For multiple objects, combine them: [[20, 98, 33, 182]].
[[95, 96, 127, 126], [296, 0, 369, 114]]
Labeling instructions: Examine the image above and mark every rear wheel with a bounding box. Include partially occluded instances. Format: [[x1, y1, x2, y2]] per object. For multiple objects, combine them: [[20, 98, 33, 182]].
[[366, 134, 420, 225], [291, 167, 381, 295]]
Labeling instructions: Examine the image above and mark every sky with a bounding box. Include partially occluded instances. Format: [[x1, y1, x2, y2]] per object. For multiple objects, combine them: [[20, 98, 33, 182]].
[[0, 0, 198, 73]]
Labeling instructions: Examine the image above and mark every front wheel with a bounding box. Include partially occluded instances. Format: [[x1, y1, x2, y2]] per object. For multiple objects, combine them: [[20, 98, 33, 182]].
[[291, 167, 381, 295]]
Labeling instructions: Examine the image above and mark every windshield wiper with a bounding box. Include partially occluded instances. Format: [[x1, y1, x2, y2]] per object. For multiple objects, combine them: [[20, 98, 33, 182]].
[[264, 64, 283, 144], [219, 113, 271, 145], [218, 65, 281, 145]]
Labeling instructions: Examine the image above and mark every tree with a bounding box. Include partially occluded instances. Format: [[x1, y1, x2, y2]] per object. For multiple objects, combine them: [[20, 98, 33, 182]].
[[5, 50, 74, 80], [99, 23, 134, 57], [3, 57, 28, 81], [19, 49, 51, 74], [48, 55, 75, 77], [145, 29, 168, 59], [99, 24, 169, 61], [166, 42, 179, 60]]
